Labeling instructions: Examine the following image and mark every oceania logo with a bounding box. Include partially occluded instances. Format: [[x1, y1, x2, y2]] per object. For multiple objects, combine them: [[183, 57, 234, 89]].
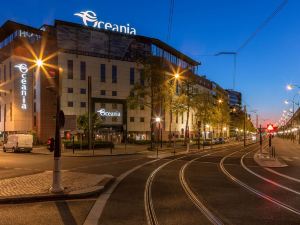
[[74, 10, 136, 35], [97, 109, 121, 117], [14, 64, 28, 74]]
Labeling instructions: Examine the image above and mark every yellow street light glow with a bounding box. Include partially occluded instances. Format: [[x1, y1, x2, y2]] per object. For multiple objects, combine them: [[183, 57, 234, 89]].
[[218, 99, 223, 104], [174, 73, 179, 79], [155, 117, 161, 123], [205, 124, 210, 128], [36, 59, 44, 67]]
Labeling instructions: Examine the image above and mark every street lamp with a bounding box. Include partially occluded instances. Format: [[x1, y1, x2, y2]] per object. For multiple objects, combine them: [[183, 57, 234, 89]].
[[155, 117, 162, 156], [286, 84, 300, 91], [35, 58, 64, 193]]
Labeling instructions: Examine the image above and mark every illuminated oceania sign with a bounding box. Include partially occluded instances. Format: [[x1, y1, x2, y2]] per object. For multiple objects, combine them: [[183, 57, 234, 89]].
[[14, 64, 28, 110], [97, 108, 121, 117], [74, 10, 136, 35]]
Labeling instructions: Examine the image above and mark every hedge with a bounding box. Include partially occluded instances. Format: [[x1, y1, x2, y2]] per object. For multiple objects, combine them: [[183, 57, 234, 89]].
[[64, 141, 114, 149]]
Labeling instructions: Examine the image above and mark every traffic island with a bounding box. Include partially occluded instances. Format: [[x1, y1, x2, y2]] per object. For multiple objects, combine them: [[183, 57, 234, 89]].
[[254, 151, 288, 168], [0, 171, 114, 204]]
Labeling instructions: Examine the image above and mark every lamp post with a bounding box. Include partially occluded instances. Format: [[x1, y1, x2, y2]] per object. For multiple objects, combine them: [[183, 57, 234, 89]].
[[284, 94, 299, 143], [155, 117, 161, 158], [35, 59, 64, 193]]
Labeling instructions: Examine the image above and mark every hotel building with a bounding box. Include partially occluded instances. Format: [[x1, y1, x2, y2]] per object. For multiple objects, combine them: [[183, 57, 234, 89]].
[[0, 18, 227, 143]]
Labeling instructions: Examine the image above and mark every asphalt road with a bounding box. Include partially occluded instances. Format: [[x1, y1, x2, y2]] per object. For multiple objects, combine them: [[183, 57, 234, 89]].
[[0, 139, 300, 225]]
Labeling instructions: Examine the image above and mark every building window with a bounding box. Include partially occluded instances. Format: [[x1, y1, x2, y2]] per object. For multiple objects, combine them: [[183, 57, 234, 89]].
[[33, 116, 36, 127], [80, 88, 86, 94], [10, 102, 12, 121], [34, 89, 36, 99], [112, 65, 117, 83], [80, 102, 86, 108], [140, 117, 145, 122], [67, 101, 73, 107], [112, 103, 117, 109], [181, 113, 184, 124], [140, 105, 144, 110], [4, 64, 6, 82], [67, 88, 73, 93], [67, 60, 73, 79], [140, 69, 145, 86], [176, 112, 178, 123], [130, 117, 134, 122], [0, 105, 1, 122], [112, 91, 117, 96], [9, 62, 12, 80], [130, 67, 134, 85], [112, 117, 118, 122], [100, 90, 106, 96], [100, 64, 106, 82], [80, 61, 86, 80], [34, 102, 36, 113]]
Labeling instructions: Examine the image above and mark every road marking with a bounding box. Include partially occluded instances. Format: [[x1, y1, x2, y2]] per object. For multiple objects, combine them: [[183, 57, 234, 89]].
[[220, 148, 300, 216], [265, 168, 300, 183], [83, 142, 239, 225], [83, 159, 159, 225], [241, 150, 300, 195]]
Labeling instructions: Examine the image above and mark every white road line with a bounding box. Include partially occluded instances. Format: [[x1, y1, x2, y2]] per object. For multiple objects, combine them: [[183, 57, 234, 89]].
[[265, 167, 300, 183], [241, 150, 300, 195], [220, 149, 300, 216]]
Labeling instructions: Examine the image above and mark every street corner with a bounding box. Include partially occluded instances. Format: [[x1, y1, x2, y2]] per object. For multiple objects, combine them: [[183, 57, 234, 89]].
[[0, 171, 115, 204], [253, 151, 288, 168]]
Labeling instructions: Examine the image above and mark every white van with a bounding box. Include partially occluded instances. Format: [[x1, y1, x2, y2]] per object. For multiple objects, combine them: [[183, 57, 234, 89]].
[[3, 134, 33, 153]]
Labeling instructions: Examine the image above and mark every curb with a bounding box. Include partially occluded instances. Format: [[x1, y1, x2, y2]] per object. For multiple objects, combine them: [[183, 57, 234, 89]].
[[0, 175, 115, 204], [254, 151, 288, 168]]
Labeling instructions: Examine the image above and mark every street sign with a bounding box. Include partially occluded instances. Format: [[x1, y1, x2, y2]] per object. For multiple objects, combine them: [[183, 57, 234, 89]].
[[267, 124, 274, 131]]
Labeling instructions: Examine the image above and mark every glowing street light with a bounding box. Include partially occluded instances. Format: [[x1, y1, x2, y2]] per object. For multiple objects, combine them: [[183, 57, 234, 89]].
[[286, 84, 300, 91], [174, 73, 179, 79], [35, 59, 44, 67], [218, 99, 223, 104], [155, 117, 161, 123]]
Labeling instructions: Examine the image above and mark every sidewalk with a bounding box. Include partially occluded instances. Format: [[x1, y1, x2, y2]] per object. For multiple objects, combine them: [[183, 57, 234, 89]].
[[0, 170, 114, 203]]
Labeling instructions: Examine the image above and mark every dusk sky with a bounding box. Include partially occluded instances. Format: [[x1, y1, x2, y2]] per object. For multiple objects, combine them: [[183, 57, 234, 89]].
[[1, 0, 299, 125]]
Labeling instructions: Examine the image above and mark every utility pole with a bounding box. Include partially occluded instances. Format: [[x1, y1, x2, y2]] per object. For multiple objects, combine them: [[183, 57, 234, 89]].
[[244, 105, 246, 147], [50, 68, 64, 193], [88, 76, 92, 151]]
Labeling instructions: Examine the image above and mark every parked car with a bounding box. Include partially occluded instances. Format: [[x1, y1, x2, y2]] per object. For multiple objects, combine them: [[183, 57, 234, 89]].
[[3, 134, 33, 153]]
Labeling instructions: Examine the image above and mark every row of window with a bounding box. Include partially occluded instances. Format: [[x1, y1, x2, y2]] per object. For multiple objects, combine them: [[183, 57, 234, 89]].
[[67, 60, 144, 85], [66, 88, 118, 97], [129, 117, 145, 123], [67, 102, 86, 108]]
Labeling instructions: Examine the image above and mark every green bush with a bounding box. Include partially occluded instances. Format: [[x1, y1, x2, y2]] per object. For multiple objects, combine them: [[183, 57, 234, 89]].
[[64, 140, 114, 149]]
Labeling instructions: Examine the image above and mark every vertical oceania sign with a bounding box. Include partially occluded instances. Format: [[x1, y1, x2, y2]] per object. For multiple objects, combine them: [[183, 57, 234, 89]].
[[74, 10, 137, 35], [14, 64, 28, 110]]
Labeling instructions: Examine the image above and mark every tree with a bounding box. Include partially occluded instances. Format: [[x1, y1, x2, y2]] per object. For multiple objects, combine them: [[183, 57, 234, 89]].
[[127, 57, 166, 149], [77, 113, 102, 140]]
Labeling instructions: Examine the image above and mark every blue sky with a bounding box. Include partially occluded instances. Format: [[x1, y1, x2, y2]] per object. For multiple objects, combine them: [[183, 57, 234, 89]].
[[1, 0, 299, 125]]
